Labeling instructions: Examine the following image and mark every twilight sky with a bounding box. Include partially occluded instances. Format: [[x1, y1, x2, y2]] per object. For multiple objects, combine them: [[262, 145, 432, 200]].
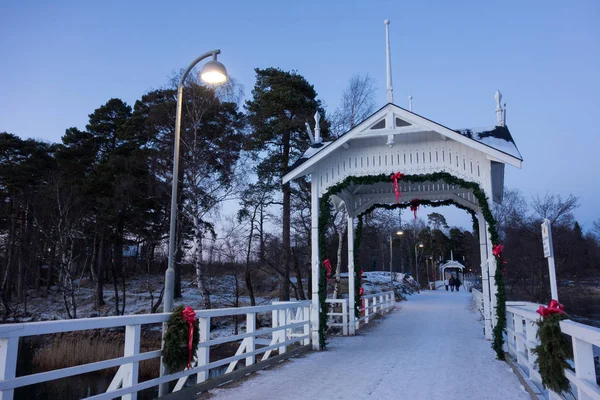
[[1, 1, 599, 230]]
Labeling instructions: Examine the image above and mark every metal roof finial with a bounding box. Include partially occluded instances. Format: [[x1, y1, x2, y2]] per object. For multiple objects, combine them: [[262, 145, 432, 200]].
[[495, 90, 505, 127], [385, 20, 394, 104], [314, 111, 322, 143]]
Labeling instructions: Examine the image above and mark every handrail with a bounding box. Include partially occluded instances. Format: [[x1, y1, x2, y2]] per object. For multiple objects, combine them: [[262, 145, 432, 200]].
[[505, 302, 600, 399], [0, 301, 311, 400]]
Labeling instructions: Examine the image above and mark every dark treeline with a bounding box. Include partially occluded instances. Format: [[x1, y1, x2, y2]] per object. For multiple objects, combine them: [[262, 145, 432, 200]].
[[2, 67, 598, 322]]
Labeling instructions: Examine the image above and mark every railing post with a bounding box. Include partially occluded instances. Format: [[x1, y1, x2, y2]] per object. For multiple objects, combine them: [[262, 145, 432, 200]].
[[514, 315, 527, 369], [506, 311, 515, 358], [196, 317, 211, 384], [278, 308, 287, 355], [342, 300, 348, 336], [246, 313, 256, 367], [379, 294, 384, 314], [303, 304, 311, 346], [572, 337, 596, 400], [364, 297, 370, 324], [0, 337, 18, 400], [122, 325, 141, 400], [525, 319, 542, 388]]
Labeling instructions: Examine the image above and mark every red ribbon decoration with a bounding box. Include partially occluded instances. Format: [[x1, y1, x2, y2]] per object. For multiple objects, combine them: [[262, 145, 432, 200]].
[[390, 172, 404, 203], [323, 259, 332, 282], [492, 244, 507, 264], [181, 306, 196, 369], [536, 299, 566, 318], [359, 270, 365, 311], [409, 198, 420, 220]]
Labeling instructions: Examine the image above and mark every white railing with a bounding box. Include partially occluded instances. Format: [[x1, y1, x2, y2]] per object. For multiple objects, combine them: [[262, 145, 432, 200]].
[[506, 301, 600, 400], [326, 298, 350, 335], [472, 289, 484, 315], [326, 291, 395, 336], [0, 301, 311, 400]]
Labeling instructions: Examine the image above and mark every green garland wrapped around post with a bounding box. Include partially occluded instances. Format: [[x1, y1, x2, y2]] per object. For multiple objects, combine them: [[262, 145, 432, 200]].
[[532, 301, 573, 395], [163, 305, 200, 372], [354, 217, 363, 318], [318, 172, 506, 358]]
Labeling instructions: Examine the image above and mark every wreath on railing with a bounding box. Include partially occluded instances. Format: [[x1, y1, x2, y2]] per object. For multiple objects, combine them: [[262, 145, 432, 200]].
[[532, 300, 573, 395], [163, 305, 200, 372]]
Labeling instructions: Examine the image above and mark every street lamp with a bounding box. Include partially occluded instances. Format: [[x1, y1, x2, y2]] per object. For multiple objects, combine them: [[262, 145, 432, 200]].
[[161, 50, 227, 395], [414, 243, 424, 285], [389, 230, 403, 285], [165, 50, 227, 316]]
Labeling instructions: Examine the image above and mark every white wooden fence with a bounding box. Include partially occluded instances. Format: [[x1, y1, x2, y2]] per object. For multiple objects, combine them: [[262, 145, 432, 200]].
[[0, 301, 311, 400], [326, 291, 395, 335], [505, 301, 600, 400], [472, 289, 484, 316]]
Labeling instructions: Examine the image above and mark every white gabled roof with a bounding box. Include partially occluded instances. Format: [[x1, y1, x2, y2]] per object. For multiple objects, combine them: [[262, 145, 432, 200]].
[[283, 103, 522, 184]]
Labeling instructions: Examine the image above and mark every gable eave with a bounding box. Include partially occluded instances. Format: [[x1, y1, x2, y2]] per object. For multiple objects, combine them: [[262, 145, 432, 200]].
[[282, 103, 395, 184], [389, 104, 523, 168]]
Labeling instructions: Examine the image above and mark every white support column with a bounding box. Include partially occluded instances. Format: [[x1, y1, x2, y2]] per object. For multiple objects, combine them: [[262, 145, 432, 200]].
[[478, 212, 493, 339], [482, 170, 499, 329], [310, 174, 321, 350], [122, 325, 141, 400], [347, 214, 356, 335]]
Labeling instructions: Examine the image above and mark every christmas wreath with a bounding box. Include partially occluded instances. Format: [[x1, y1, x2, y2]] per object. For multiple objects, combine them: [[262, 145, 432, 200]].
[[532, 300, 573, 395], [163, 305, 200, 372]]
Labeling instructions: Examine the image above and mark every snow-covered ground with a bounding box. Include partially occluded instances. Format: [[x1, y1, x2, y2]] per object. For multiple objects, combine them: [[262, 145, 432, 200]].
[[209, 290, 530, 400]]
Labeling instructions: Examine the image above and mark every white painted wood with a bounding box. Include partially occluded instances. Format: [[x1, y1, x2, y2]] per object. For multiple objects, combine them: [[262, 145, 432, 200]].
[[302, 305, 311, 346], [506, 305, 600, 399], [347, 214, 356, 335], [246, 313, 256, 367], [122, 325, 141, 400], [107, 366, 125, 392], [478, 212, 493, 340], [341, 300, 349, 335], [0, 338, 18, 400], [196, 317, 210, 384], [311, 174, 321, 350], [572, 338, 596, 400]]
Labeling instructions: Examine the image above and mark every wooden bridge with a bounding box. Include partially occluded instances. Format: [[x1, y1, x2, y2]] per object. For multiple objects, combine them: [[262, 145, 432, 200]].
[[1, 287, 599, 400]]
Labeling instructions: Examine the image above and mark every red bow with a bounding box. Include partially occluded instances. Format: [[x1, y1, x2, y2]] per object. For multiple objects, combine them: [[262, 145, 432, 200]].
[[323, 259, 332, 282], [359, 287, 364, 296], [390, 172, 404, 203], [492, 244, 507, 264], [409, 198, 420, 220], [181, 306, 196, 369], [536, 299, 566, 317]]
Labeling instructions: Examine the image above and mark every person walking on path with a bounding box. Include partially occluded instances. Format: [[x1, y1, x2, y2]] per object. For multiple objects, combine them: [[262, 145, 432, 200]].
[[455, 277, 461, 292], [444, 278, 449, 291], [449, 276, 455, 292]]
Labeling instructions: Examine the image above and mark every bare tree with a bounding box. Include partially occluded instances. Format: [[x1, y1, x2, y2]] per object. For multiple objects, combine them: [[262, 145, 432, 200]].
[[331, 74, 376, 137], [530, 193, 579, 226]]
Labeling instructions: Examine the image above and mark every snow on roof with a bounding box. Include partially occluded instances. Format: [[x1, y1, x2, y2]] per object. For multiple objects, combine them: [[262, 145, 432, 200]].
[[287, 141, 333, 172], [455, 126, 522, 161]]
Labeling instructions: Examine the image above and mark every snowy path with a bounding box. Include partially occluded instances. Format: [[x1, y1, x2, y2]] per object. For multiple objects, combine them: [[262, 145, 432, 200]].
[[209, 290, 530, 400]]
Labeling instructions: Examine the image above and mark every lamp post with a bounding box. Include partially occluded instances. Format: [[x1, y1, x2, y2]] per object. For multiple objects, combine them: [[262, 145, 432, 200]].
[[414, 243, 423, 285], [389, 230, 403, 285], [161, 50, 227, 396]]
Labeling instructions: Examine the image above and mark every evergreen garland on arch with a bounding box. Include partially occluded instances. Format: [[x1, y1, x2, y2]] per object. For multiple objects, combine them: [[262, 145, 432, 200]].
[[163, 305, 200, 372], [318, 172, 506, 358], [354, 216, 363, 318]]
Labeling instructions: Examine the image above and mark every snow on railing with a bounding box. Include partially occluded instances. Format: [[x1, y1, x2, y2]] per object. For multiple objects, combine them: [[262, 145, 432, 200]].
[[506, 301, 600, 400], [0, 301, 311, 400], [326, 291, 394, 336], [472, 289, 484, 315]]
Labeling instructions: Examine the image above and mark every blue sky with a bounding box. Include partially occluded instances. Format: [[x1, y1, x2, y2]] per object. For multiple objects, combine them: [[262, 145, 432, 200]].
[[1, 1, 599, 230]]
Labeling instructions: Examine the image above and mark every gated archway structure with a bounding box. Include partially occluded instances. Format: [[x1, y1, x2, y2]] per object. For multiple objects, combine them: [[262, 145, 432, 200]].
[[283, 96, 522, 350]]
